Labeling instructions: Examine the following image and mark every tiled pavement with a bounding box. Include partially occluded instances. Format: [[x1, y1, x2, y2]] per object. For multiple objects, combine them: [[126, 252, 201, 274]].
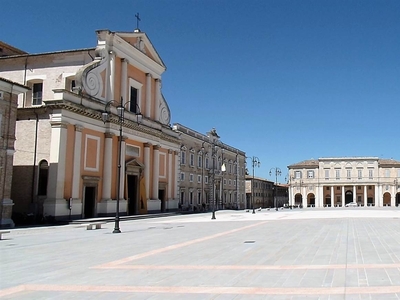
[[1, 207, 400, 299]]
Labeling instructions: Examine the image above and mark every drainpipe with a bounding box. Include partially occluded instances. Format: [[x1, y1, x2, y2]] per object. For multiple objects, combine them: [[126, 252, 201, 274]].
[[23, 56, 28, 108], [31, 111, 39, 210]]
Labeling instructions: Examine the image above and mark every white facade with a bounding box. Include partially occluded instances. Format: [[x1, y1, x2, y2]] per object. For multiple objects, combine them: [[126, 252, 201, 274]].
[[288, 157, 400, 208]]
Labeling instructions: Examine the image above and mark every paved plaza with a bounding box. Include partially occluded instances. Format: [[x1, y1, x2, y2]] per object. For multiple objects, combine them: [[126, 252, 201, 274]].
[[1, 208, 400, 299]]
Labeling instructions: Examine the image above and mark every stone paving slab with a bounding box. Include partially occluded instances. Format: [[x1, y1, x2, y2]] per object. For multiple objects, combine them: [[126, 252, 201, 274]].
[[1, 207, 400, 299]]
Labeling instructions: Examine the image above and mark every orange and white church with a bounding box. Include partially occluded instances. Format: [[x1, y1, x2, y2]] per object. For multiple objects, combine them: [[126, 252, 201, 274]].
[[0, 29, 181, 220]]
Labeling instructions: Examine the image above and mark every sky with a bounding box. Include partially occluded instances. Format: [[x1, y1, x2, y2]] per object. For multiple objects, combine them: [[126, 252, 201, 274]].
[[2, 0, 399, 182]]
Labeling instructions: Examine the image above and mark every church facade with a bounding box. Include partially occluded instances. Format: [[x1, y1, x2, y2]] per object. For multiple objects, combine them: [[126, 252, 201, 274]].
[[287, 157, 400, 208], [0, 29, 181, 221]]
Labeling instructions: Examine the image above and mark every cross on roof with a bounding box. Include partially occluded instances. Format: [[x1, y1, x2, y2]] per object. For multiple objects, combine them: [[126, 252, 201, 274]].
[[135, 13, 141, 31]]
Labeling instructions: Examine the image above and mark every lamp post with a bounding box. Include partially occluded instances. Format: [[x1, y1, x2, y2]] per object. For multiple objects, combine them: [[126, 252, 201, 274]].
[[270, 167, 282, 211], [235, 151, 239, 210], [285, 174, 294, 207], [207, 128, 222, 220], [250, 156, 261, 214], [220, 148, 225, 210], [201, 141, 205, 210], [102, 98, 142, 233]]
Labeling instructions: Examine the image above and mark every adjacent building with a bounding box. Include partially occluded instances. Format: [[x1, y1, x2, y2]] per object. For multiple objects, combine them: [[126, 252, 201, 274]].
[[287, 157, 400, 207], [0, 77, 29, 227], [173, 124, 246, 211], [0, 30, 181, 221], [245, 176, 288, 209]]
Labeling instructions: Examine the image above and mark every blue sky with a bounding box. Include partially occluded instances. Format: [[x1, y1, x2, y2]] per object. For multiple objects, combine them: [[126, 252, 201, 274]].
[[2, 0, 399, 181]]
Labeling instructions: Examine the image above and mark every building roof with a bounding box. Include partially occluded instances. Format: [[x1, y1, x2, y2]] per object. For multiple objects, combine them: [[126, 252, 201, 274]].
[[245, 175, 274, 183], [287, 159, 319, 168], [378, 158, 400, 167], [288, 157, 400, 168], [0, 47, 95, 60], [0, 77, 30, 93], [0, 41, 27, 56]]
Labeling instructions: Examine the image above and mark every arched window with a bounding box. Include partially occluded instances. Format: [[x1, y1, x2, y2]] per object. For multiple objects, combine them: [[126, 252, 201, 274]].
[[38, 160, 49, 196]]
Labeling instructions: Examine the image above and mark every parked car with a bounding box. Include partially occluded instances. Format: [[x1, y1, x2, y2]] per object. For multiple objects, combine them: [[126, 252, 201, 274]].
[[345, 202, 358, 207]]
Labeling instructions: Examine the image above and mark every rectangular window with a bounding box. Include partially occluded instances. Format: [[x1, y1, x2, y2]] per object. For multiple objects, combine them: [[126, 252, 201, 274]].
[[197, 175, 201, 183], [197, 192, 201, 205], [32, 83, 43, 105], [205, 158, 209, 169], [347, 169, 351, 180], [233, 180, 236, 186], [198, 156, 202, 168], [205, 176, 208, 184], [307, 171, 314, 178], [358, 169, 362, 179], [190, 153, 194, 166], [189, 174, 194, 182], [180, 172, 185, 181], [368, 169, 373, 179], [181, 151, 186, 164], [325, 169, 329, 180], [335, 169, 340, 180], [189, 191, 193, 204], [126, 145, 140, 157], [129, 86, 138, 113], [295, 171, 302, 179]]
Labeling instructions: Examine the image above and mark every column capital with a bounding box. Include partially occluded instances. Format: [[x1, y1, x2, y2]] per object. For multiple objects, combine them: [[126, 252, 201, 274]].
[[74, 125, 83, 132], [168, 149, 173, 154], [174, 150, 179, 156], [144, 142, 152, 148], [153, 144, 161, 151], [104, 132, 114, 139], [121, 58, 129, 64], [146, 73, 152, 78], [50, 121, 68, 129]]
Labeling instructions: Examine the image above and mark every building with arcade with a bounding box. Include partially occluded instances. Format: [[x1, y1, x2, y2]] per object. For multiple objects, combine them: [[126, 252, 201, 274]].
[[287, 157, 400, 208]]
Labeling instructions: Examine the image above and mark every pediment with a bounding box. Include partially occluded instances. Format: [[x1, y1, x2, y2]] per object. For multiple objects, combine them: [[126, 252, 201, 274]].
[[126, 158, 145, 169], [115, 32, 166, 69]]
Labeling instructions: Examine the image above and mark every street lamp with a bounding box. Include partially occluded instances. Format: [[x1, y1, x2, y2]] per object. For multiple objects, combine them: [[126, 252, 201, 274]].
[[201, 141, 205, 210], [220, 148, 225, 210], [235, 151, 239, 210], [285, 174, 294, 207], [207, 128, 222, 220], [250, 156, 261, 214], [270, 167, 282, 211], [102, 98, 142, 233]]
